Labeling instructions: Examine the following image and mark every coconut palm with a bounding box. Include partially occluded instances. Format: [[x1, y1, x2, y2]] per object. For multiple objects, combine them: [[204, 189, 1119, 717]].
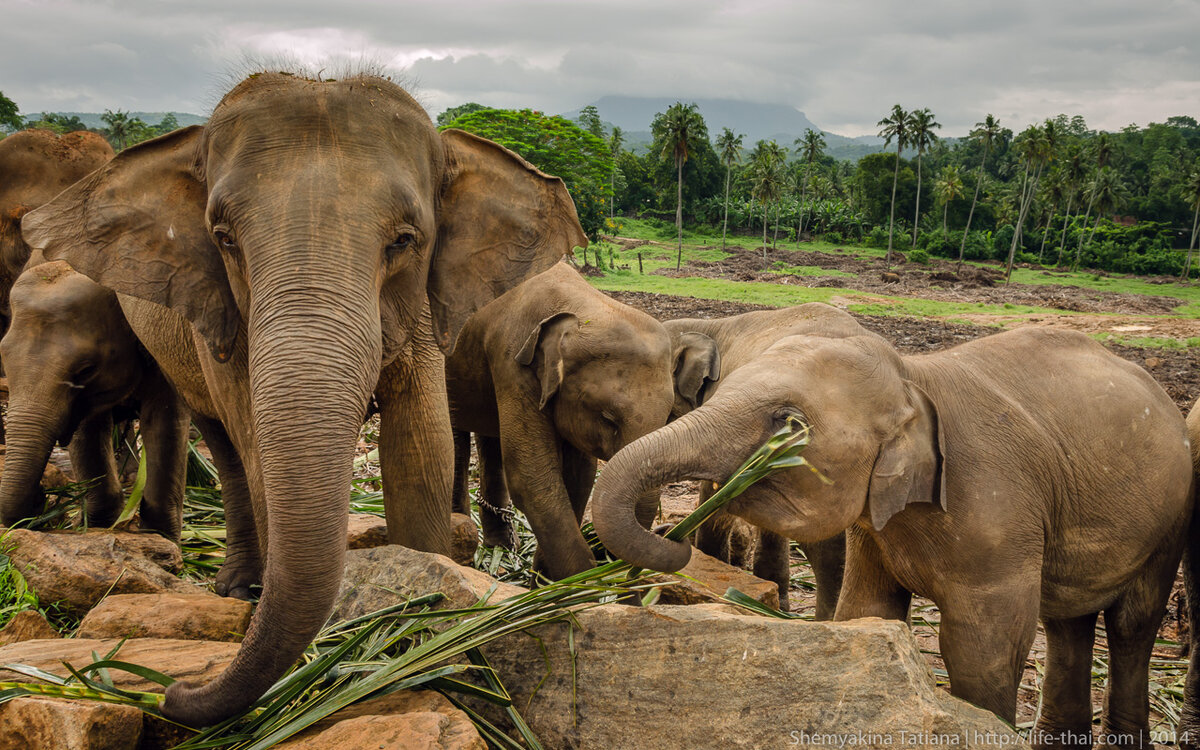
[[1180, 168, 1200, 280], [100, 109, 132, 151], [608, 126, 623, 219], [1055, 145, 1086, 265], [1005, 123, 1053, 280], [1073, 166, 1128, 271], [1073, 132, 1115, 268], [907, 108, 941, 247], [793, 129, 826, 239], [748, 140, 787, 266], [652, 102, 708, 269], [933, 165, 964, 233], [716, 127, 744, 250], [959, 114, 1002, 263], [877, 105, 910, 266]]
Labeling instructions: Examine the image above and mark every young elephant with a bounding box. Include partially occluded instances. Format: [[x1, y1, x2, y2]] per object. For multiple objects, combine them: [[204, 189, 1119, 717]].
[[0, 262, 191, 538], [594, 327, 1193, 741], [664, 303, 868, 617], [446, 263, 718, 579]]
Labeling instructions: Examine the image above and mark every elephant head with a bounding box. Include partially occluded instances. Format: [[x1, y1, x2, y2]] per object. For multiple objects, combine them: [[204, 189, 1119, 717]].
[[20, 72, 584, 726], [0, 262, 142, 522], [592, 332, 945, 573]]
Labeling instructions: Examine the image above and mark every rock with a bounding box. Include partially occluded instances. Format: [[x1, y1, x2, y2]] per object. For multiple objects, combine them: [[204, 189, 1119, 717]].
[[275, 690, 485, 750], [468, 603, 1018, 748], [331, 545, 526, 622], [450, 512, 479, 565], [0, 697, 142, 750], [5, 529, 200, 615], [78, 593, 252, 642], [0, 609, 59, 645], [1145, 357, 1162, 370], [40, 462, 73, 489], [651, 546, 780, 608], [0, 638, 239, 693], [881, 271, 901, 283], [346, 512, 389, 549]]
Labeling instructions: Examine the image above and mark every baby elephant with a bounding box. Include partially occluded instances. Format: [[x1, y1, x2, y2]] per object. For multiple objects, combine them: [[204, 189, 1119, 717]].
[[0, 262, 190, 539], [446, 262, 717, 579], [595, 325, 1193, 743]]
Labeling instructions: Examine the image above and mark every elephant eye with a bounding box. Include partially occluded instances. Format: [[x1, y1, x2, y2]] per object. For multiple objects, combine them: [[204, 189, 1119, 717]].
[[388, 231, 417, 254], [213, 229, 238, 251]]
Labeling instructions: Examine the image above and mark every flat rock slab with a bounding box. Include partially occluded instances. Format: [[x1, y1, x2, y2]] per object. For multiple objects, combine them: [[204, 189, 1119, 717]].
[[346, 512, 389, 550], [6, 529, 200, 615], [0, 609, 59, 645], [78, 593, 252, 642], [276, 690, 485, 750], [652, 546, 780, 608], [471, 603, 1019, 749], [0, 638, 239, 693], [0, 697, 142, 750], [331, 545, 527, 622]]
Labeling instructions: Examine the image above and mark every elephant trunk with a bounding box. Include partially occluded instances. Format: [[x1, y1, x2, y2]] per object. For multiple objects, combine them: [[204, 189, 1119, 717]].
[[0, 395, 69, 525], [592, 406, 746, 573], [162, 287, 380, 727]]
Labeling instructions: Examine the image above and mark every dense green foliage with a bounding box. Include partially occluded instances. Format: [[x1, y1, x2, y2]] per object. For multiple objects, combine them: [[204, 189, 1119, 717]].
[[443, 107, 613, 240], [0, 91, 21, 132]]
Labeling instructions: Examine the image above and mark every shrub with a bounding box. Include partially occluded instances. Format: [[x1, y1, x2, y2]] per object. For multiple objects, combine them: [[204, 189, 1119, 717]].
[[908, 247, 930, 265]]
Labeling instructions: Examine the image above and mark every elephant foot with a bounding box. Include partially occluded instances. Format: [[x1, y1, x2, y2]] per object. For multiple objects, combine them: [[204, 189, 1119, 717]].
[[1, 491, 48, 527], [480, 521, 516, 550], [215, 556, 263, 601]]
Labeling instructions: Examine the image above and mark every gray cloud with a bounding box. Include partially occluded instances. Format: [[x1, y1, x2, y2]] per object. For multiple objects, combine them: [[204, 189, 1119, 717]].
[[1, 0, 1196, 136]]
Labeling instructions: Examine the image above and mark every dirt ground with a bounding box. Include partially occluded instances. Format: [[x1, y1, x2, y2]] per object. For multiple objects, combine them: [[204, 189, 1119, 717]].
[[600, 286, 1196, 734]]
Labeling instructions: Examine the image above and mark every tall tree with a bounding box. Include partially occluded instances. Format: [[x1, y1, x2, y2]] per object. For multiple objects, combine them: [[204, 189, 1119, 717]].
[[608, 126, 623, 219], [1005, 123, 1053, 280], [100, 109, 132, 150], [907, 108, 941, 246], [1073, 166, 1127, 270], [651, 102, 708, 269], [1055, 145, 1086, 265], [0, 90, 21, 132], [716, 127, 744, 250], [793, 129, 826, 238], [876, 104, 911, 265], [748, 140, 786, 265], [577, 105, 604, 138], [1072, 132, 1115, 269], [959, 114, 1002, 263], [1182, 168, 1200, 280], [933, 165, 964, 233]]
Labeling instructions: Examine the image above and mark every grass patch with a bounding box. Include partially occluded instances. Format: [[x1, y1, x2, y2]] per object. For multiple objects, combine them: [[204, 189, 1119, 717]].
[[1091, 334, 1200, 349]]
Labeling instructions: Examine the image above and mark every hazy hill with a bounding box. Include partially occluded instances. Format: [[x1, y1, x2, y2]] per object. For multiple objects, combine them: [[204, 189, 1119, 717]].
[[559, 96, 887, 161], [23, 111, 207, 129]]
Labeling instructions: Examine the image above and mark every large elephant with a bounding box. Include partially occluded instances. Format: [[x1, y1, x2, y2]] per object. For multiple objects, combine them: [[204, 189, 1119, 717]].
[[663, 304, 867, 616], [446, 262, 716, 579], [20, 72, 584, 726], [594, 326, 1193, 740], [0, 262, 189, 538], [1182, 398, 1200, 747]]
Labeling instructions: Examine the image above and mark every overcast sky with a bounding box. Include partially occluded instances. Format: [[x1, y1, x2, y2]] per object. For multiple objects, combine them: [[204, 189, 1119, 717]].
[[3, 0, 1197, 136]]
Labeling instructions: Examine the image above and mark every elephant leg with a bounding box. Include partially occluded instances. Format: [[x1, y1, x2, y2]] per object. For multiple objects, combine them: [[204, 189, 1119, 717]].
[[451, 429, 472, 516], [799, 533, 846, 621], [835, 526, 912, 622], [194, 415, 261, 600], [69, 412, 124, 529], [376, 327, 452, 555], [136, 370, 190, 542], [938, 591, 1039, 725], [475, 434, 515, 549], [694, 481, 734, 561], [561, 443, 597, 525], [1099, 554, 1180, 749], [754, 530, 792, 612], [1035, 613, 1099, 749]]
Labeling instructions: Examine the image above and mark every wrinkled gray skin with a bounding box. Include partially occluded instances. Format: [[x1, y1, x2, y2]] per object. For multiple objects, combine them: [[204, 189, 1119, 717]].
[[20, 72, 583, 726], [595, 326, 1193, 740], [0, 262, 189, 538], [1181, 398, 1200, 749], [664, 304, 865, 617], [446, 263, 715, 579]]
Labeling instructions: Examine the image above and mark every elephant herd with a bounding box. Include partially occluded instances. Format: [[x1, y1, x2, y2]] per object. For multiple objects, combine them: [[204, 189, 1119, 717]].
[[0, 71, 1197, 747]]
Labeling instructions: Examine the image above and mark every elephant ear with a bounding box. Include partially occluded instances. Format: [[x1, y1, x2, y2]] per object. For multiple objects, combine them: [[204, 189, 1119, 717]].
[[516, 312, 579, 410], [672, 331, 721, 411], [19, 126, 240, 362], [867, 381, 946, 531], [428, 129, 586, 355]]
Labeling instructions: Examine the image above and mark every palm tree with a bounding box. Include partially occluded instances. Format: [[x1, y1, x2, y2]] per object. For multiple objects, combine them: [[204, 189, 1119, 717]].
[[748, 140, 786, 266], [1073, 132, 1114, 268], [1073, 166, 1127, 271], [1005, 123, 1053, 280], [716, 127, 744, 250], [793, 129, 826, 239], [933, 166, 964, 233], [959, 114, 1002, 263], [651, 102, 708, 269], [608, 126, 623, 219], [101, 109, 131, 151], [1180, 168, 1200, 280], [1055, 145, 1086, 265], [877, 105, 910, 266], [907, 108, 941, 247]]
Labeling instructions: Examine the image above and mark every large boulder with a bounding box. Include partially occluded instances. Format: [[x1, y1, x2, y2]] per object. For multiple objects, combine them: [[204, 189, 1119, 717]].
[[0, 637, 238, 692], [0, 697, 142, 750], [0, 609, 59, 645], [4, 529, 201, 615], [77, 593, 252, 642], [450, 512, 479, 566], [651, 546, 780, 608], [274, 690, 485, 750], [346, 512, 389, 550]]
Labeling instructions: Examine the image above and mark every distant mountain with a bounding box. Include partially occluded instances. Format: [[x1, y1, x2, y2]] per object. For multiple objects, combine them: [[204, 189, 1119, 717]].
[[559, 96, 888, 161], [23, 111, 207, 129]]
